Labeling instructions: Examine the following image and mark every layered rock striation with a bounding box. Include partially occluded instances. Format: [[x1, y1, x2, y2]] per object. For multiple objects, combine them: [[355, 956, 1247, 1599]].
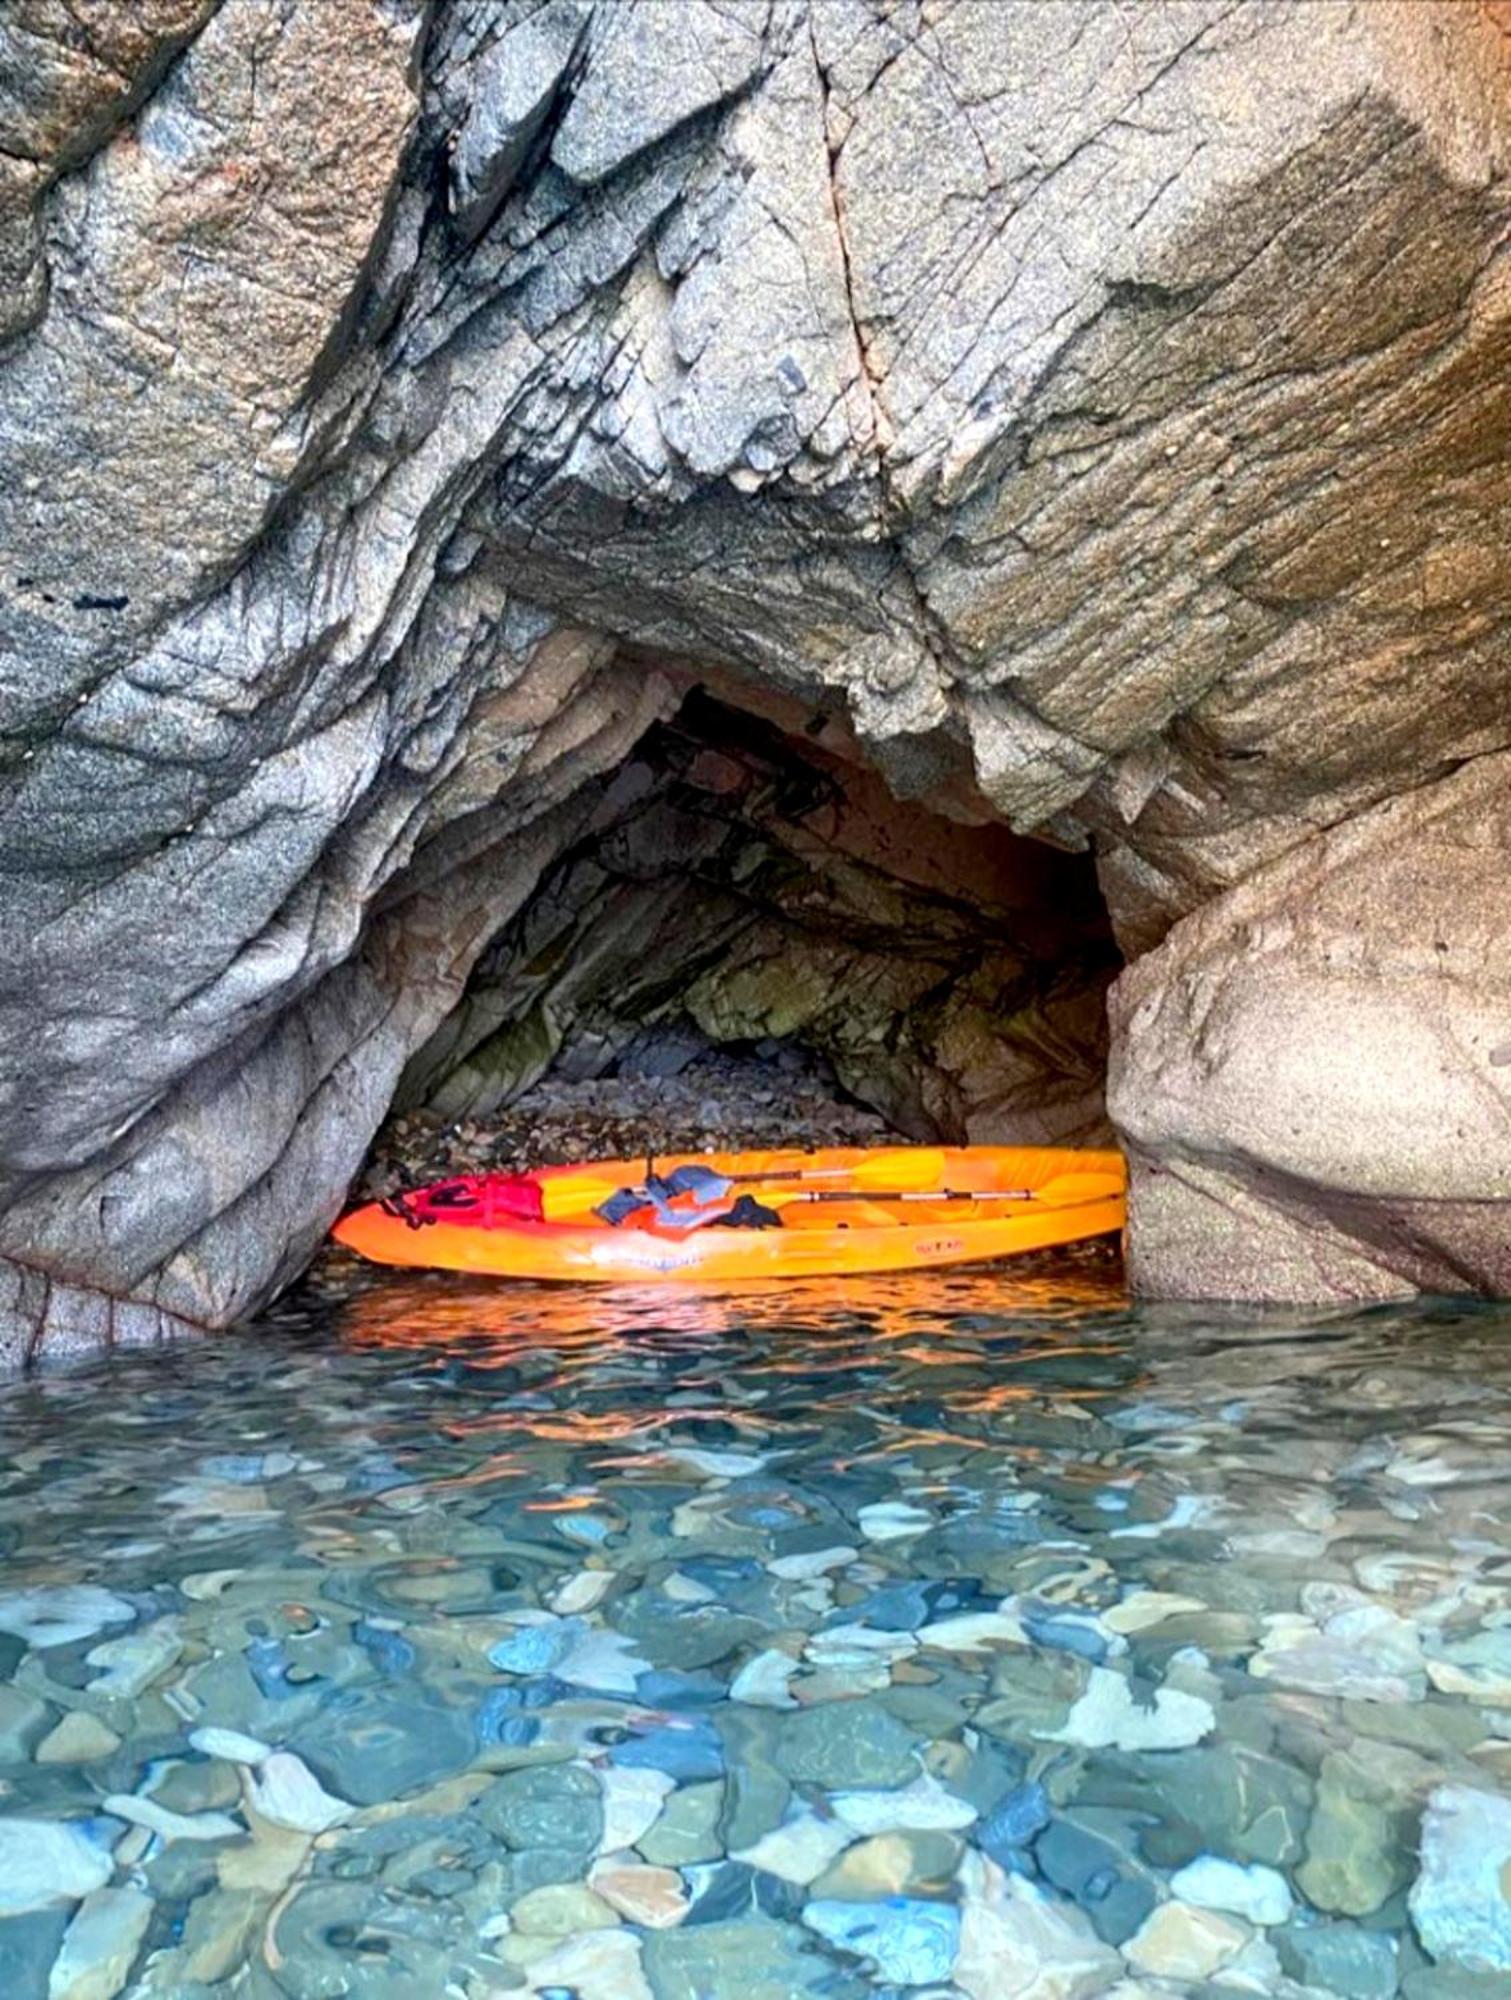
[[1, 0, 1509, 1359]]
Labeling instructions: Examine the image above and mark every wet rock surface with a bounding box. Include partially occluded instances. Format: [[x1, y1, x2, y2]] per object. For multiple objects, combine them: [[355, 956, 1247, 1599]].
[[3, 0, 1511, 1353], [1, 1276, 1510, 1991]]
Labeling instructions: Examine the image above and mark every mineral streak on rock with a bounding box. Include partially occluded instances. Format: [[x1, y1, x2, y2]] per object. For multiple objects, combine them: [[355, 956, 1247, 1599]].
[[1, 0, 1509, 1359]]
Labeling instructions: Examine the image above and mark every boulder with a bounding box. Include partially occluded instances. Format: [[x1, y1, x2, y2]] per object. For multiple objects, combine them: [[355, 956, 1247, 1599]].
[[1111, 754, 1511, 1302]]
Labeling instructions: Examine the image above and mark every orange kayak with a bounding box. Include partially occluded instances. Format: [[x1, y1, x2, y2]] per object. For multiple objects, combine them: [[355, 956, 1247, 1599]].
[[332, 1145, 1126, 1284]]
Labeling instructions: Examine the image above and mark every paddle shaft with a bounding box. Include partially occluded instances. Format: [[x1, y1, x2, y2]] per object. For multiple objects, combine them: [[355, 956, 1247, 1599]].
[[771, 1186, 1035, 1205], [554, 1150, 950, 1214], [688, 1154, 944, 1191]]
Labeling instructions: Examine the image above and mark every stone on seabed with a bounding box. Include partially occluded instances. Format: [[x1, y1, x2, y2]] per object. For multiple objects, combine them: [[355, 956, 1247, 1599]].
[[34, 1714, 121, 1767], [0, 1821, 113, 1917], [45, 1885, 152, 2000], [954, 1852, 1122, 2000], [1171, 1853, 1294, 1925], [1409, 1785, 1511, 1973], [804, 1895, 961, 1984], [245, 1750, 355, 1833], [1045, 1665, 1215, 1751], [1123, 1900, 1253, 1981]]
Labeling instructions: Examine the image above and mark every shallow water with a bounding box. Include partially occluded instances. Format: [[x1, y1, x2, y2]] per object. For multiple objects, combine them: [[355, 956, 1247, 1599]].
[[3, 1269, 1511, 1997]]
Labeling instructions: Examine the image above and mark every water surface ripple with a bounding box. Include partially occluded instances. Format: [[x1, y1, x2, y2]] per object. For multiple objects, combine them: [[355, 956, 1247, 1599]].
[[2, 1270, 1510, 1997]]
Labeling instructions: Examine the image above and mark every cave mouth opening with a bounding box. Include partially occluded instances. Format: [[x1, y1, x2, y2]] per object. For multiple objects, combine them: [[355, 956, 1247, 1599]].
[[358, 682, 1122, 1195]]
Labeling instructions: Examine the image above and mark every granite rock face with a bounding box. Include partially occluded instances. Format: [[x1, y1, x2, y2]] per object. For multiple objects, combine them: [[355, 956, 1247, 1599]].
[[1, 0, 1509, 1357], [1110, 751, 1511, 1302]]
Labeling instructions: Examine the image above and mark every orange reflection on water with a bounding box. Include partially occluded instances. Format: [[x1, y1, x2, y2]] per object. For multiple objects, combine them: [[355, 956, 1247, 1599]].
[[338, 1259, 1127, 1376]]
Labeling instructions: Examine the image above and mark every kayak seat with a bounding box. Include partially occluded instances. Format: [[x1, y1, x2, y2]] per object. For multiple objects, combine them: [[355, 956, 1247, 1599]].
[[596, 1164, 746, 1232], [707, 1194, 783, 1230]]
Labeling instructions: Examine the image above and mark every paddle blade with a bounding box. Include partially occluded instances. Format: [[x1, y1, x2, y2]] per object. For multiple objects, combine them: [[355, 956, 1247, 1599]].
[[839, 1147, 948, 1191]]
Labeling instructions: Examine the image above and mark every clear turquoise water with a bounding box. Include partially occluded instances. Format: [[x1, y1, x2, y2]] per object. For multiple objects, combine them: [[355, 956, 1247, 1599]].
[[2, 1266, 1510, 1997]]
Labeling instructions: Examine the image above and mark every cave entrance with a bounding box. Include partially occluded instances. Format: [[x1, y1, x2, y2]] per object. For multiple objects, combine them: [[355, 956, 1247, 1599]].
[[362, 683, 1120, 1189]]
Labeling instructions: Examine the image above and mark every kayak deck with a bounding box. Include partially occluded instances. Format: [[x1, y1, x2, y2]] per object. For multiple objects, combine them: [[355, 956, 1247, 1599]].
[[332, 1145, 1127, 1284]]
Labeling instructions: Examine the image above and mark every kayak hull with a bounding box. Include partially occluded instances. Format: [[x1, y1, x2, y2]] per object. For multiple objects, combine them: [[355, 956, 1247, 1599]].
[[333, 1146, 1126, 1284]]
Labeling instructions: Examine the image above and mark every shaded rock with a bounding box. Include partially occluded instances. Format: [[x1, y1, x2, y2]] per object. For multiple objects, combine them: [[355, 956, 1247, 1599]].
[[264, 1878, 458, 2000], [639, 1781, 725, 1868], [0, 1685, 51, 1760], [1083, 1741, 1313, 1869], [288, 1694, 475, 1806], [979, 1779, 1051, 1868], [149, 1758, 241, 1817], [612, 1717, 723, 1784], [1277, 1919, 1400, 2000], [165, 1886, 269, 1985], [1400, 1966, 1511, 2000], [477, 1764, 604, 1857], [710, 1712, 790, 1852], [0, 1910, 70, 1999], [1036, 1810, 1161, 1945], [769, 1698, 921, 1788], [643, 1916, 859, 2000], [1299, 1749, 1414, 1917]]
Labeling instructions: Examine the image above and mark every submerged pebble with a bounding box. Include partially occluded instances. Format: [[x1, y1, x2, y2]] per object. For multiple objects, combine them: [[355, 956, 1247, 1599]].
[[1170, 1854, 1294, 1926], [1409, 1784, 1511, 1973], [245, 1750, 355, 1833], [34, 1715, 121, 1767], [803, 1895, 960, 1983], [0, 1589, 134, 1652], [0, 1822, 113, 1917], [45, 1885, 151, 2000], [1045, 1665, 1216, 1751]]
